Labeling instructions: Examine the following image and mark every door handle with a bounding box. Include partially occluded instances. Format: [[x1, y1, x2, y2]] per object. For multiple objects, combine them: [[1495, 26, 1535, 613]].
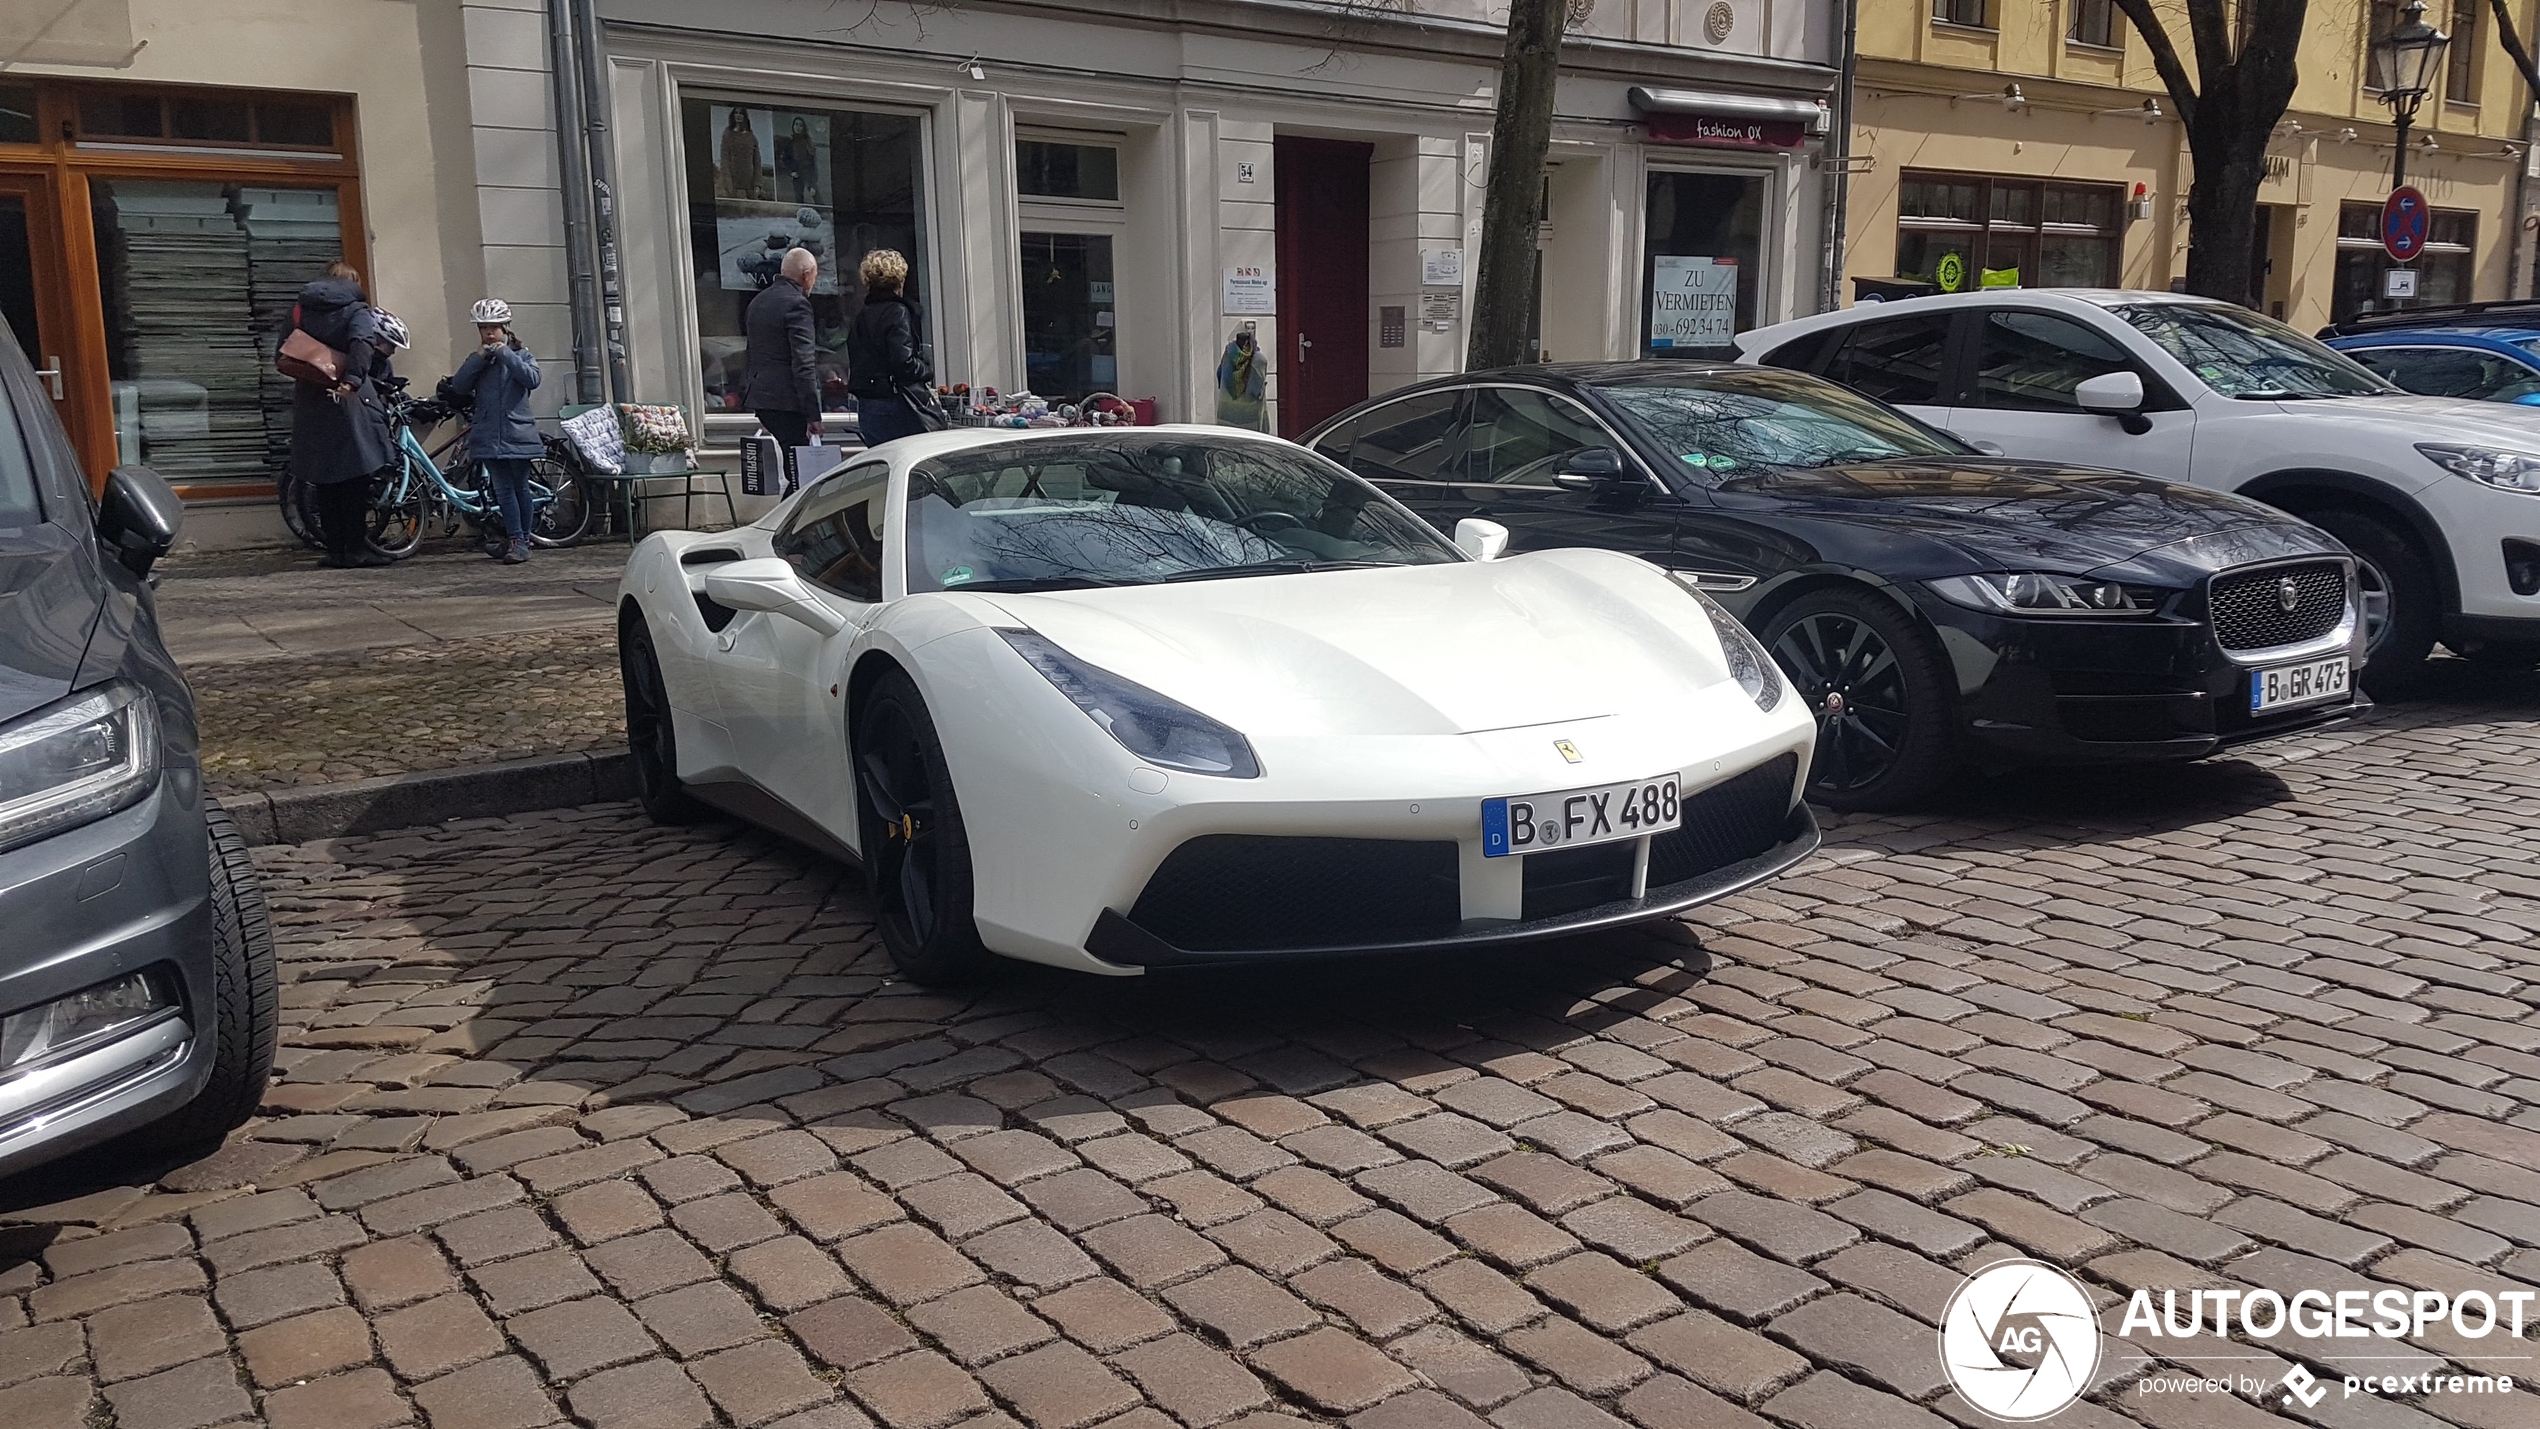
[[35, 358, 63, 401], [1297, 333, 1313, 364]]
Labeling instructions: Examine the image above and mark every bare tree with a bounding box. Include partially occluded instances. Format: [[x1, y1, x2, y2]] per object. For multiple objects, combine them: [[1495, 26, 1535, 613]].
[[2112, 0, 2310, 304], [1468, 0, 1589, 369], [2488, 0, 2540, 106]]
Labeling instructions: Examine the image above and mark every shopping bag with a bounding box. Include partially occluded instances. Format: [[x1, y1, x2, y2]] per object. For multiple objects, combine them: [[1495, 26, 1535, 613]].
[[794, 444, 847, 488], [738, 433, 784, 497]]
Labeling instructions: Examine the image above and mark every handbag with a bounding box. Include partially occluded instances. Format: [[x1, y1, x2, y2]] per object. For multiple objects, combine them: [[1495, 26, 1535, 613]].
[[897, 342, 947, 432], [277, 327, 347, 387]]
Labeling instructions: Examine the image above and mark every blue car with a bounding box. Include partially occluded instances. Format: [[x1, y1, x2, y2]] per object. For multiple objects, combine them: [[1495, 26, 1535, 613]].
[[2321, 304, 2540, 405]]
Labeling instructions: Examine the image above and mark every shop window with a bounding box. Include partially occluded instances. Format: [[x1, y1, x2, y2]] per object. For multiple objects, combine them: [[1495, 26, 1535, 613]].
[[681, 95, 928, 416], [0, 85, 35, 146], [2068, 0, 2117, 46], [1019, 232, 1115, 402], [1644, 171, 1763, 357], [88, 180, 348, 483], [169, 97, 253, 145], [1016, 140, 1120, 203], [1971, 311, 2135, 411], [1933, 0, 1989, 26], [1898, 172, 2120, 293], [2333, 202, 2474, 323]]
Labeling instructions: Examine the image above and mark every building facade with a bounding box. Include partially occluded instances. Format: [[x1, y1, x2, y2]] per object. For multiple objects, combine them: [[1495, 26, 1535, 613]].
[[1846, 0, 2539, 329], [4, 0, 1841, 545]]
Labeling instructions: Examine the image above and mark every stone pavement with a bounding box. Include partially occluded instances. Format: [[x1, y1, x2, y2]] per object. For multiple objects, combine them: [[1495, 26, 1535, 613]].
[[155, 542, 628, 665], [0, 675, 2535, 1429], [191, 627, 621, 794]]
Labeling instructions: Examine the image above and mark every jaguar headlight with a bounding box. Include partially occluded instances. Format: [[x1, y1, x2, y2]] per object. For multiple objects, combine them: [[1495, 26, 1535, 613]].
[[0, 684, 162, 855], [1681, 586, 1783, 712], [1000, 630, 1261, 778], [2417, 443, 2540, 495], [1928, 572, 2157, 616]]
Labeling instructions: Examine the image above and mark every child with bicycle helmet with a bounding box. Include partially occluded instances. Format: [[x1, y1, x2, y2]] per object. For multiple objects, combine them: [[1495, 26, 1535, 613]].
[[439, 298, 543, 563]]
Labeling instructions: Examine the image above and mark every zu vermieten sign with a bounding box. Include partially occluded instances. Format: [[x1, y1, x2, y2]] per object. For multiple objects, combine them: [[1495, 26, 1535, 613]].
[[1649, 256, 1738, 350]]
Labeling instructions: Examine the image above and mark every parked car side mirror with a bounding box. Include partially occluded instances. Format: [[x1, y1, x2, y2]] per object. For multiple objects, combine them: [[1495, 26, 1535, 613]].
[[704, 557, 848, 636], [1454, 519, 1510, 562], [2076, 372, 2153, 433], [96, 465, 183, 577], [1551, 447, 1630, 493]]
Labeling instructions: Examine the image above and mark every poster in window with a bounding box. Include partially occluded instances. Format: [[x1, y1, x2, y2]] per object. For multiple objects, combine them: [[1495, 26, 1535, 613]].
[[1648, 256, 1738, 350], [709, 105, 840, 294]]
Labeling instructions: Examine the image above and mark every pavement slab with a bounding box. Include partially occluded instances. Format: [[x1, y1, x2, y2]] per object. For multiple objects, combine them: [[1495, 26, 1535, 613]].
[[1, 674, 2537, 1427]]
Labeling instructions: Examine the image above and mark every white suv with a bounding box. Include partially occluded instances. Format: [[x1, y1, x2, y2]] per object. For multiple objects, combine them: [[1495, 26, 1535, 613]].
[[1739, 290, 2540, 683]]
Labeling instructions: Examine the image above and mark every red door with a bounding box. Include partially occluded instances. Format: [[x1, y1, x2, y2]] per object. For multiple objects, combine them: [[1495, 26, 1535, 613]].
[[1274, 137, 1371, 438]]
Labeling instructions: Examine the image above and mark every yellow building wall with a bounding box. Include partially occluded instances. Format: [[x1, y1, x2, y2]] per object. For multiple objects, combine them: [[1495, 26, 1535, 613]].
[[1850, 0, 2534, 329]]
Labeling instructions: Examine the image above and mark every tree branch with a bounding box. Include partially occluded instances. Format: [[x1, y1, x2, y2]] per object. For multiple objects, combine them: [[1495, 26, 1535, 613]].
[[2112, 0, 2203, 127]]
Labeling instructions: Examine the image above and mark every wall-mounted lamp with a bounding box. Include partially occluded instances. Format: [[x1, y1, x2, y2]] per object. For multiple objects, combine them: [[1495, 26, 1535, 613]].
[[956, 55, 986, 81], [2338, 127, 2360, 145], [2093, 98, 2163, 124], [1955, 83, 2025, 111]]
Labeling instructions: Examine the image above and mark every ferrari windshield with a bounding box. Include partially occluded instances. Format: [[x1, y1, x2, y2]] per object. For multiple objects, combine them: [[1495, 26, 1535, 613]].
[[905, 433, 1459, 593], [1590, 367, 1966, 477], [2114, 302, 2393, 399]]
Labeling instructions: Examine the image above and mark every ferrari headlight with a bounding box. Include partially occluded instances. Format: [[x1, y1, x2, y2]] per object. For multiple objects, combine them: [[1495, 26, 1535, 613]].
[[1685, 589, 1783, 712], [2417, 443, 2540, 495], [999, 630, 1262, 778], [1928, 572, 2156, 616], [0, 684, 161, 855]]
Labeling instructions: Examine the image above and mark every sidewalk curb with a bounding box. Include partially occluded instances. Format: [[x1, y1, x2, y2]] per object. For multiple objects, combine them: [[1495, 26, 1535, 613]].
[[223, 751, 634, 846]]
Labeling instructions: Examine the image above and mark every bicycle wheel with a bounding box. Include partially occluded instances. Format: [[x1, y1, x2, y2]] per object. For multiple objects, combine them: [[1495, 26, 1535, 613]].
[[367, 465, 427, 559], [277, 472, 325, 552], [528, 455, 594, 547]]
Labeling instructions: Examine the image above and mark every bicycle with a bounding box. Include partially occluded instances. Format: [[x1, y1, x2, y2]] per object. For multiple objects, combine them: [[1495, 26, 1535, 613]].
[[368, 382, 594, 557]]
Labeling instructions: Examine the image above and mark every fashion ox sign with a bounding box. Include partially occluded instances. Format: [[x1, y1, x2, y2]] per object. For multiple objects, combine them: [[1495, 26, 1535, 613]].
[[1643, 111, 1807, 150]]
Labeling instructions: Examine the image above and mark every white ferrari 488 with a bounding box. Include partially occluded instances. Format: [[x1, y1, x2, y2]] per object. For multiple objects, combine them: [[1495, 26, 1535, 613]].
[[615, 427, 1818, 981]]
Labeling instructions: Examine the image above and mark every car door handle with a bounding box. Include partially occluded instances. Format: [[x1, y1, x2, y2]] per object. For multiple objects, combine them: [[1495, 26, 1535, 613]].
[[35, 358, 63, 400]]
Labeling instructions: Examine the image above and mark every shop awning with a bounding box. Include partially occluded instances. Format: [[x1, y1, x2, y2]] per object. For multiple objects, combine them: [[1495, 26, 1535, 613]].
[[1628, 87, 1829, 134]]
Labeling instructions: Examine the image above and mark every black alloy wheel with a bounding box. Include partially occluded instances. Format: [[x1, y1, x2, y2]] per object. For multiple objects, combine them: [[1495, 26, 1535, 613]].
[[856, 672, 989, 983], [619, 613, 707, 825], [1761, 587, 1955, 811], [2304, 510, 2435, 692]]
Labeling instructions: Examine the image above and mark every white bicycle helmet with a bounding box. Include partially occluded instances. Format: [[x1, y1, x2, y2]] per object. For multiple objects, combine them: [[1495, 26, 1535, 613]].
[[370, 308, 411, 350], [471, 298, 513, 326]]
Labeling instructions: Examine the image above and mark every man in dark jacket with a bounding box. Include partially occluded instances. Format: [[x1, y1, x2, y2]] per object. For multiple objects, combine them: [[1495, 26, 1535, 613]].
[[743, 248, 822, 452]]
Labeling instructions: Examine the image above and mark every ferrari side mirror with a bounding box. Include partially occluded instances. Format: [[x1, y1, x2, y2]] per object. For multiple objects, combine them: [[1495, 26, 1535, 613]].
[[704, 558, 848, 636], [1454, 519, 1510, 562]]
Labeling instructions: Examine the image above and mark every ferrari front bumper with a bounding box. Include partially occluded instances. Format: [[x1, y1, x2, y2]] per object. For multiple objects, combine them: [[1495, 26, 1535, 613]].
[[1086, 801, 1820, 967]]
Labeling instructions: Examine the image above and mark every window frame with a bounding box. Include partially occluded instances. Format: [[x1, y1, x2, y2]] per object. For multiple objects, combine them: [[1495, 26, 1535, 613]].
[[1963, 307, 2188, 414], [1932, 0, 1991, 28], [2446, 0, 2481, 106], [1897, 171, 2123, 294], [1013, 129, 1126, 210], [2331, 200, 2477, 323], [2067, 0, 2119, 49], [1453, 382, 1665, 494], [1458, 385, 1629, 490]]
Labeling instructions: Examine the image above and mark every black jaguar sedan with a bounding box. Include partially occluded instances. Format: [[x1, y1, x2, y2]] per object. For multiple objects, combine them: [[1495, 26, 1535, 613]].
[[1304, 363, 2368, 809]]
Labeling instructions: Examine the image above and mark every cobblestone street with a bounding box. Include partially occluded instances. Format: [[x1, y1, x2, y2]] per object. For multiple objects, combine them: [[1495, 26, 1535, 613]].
[[1, 675, 2535, 1429]]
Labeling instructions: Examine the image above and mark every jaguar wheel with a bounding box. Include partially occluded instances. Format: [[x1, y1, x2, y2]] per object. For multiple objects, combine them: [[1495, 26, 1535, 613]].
[[619, 612, 708, 825], [856, 672, 990, 983], [1761, 587, 1956, 812]]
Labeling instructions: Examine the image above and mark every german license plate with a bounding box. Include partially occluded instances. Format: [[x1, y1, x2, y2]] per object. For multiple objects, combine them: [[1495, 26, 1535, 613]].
[[2250, 655, 2350, 713], [1482, 776, 1680, 858]]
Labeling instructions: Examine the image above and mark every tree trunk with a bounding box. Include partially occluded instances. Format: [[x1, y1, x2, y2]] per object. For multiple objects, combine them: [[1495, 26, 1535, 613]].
[[2181, 129, 2267, 306], [1467, 0, 1567, 371]]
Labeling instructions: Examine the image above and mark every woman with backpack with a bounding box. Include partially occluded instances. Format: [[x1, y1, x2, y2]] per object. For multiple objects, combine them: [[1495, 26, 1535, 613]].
[[845, 249, 938, 448], [439, 298, 544, 564], [285, 262, 396, 568]]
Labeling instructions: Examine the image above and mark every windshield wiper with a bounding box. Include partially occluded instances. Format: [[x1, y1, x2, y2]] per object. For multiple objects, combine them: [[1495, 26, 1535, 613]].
[[2232, 389, 2351, 401], [944, 575, 1124, 593], [1151, 559, 1396, 584]]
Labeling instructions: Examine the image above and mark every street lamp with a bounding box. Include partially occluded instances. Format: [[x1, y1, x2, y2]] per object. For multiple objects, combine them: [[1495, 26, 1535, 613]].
[[2369, 0, 2452, 189]]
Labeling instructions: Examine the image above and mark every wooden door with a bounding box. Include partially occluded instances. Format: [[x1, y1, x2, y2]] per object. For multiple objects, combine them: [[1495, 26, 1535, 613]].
[[1273, 137, 1371, 438], [0, 173, 101, 475]]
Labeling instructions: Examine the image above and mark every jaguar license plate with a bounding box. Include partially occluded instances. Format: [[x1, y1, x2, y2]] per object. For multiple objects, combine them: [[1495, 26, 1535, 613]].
[[1482, 776, 1680, 858], [2250, 655, 2350, 714]]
